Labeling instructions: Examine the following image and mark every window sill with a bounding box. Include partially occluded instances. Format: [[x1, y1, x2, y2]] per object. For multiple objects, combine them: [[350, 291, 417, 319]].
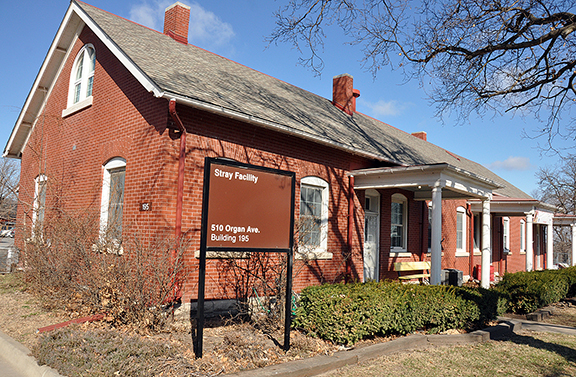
[[520, 251, 526, 255], [390, 251, 412, 258], [296, 251, 333, 260], [473, 251, 481, 256], [455, 250, 470, 257], [62, 96, 93, 118], [194, 250, 250, 259]]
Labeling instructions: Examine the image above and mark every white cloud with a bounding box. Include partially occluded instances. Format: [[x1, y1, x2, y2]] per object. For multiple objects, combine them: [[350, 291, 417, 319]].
[[361, 99, 408, 117], [129, 1, 235, 48], [188, 3, 235, 46], [487, 156, 533, 171]]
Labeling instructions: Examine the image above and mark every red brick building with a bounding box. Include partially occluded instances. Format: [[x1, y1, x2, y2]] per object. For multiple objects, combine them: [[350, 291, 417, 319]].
[[4, 1, 559, 301]]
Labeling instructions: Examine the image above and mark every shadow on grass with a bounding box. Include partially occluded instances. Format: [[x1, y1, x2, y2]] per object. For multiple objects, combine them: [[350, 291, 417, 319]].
[[493, 330, 576, 376]]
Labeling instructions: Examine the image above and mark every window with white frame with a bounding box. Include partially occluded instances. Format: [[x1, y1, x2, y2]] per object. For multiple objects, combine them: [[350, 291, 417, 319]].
[[391, 193, 407, 251], [33, 175, 48, 230], [64, 44, 95, 115], [520, 219, 526, 253], [100, 158, 126, 244], [503, 217, 510, 253], [427, 202, 432, 252], [473, 213, 480, 253], [456, 207, 467, 255], [299, 176, 329, 256]]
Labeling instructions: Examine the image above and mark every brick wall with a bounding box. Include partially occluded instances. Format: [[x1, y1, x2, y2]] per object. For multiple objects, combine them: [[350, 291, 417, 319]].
[[17, 25, 370, 302]]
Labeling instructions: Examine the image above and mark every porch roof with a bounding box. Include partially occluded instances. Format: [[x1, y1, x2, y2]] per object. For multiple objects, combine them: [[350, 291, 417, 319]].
[[350, 163, 501, 200]]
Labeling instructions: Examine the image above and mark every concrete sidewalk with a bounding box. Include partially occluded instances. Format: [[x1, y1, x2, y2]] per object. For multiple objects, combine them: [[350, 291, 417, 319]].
[[0, 331, 63, 377]]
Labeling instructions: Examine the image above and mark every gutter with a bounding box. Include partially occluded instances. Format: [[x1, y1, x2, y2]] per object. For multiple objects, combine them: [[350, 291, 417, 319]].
[[160, 92, 402, 166]]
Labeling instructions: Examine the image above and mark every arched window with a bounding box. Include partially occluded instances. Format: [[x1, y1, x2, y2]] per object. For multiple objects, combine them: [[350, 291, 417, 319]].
[[100, 158, 126, 244], [67, 44, 95, 111], [456, 206, 467, 256], [391, 193, 407, 251], [299, 176, 329, 257], [520, 219, 526, 254], [503, 217, 510, 253], [33, 175, 48, 229]]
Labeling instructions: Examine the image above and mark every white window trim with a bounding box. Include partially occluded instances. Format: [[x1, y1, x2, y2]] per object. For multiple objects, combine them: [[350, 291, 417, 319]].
[[473, 213, 481, 256], [32, 174, 48, 228], [503, 217, 511, 254], [520, 219, 526, 254], [390, 193, 408, 253], [64, 44, 95, 114], [427, 202, 432, 253], [298, 176, 331, 259], [99, 158, 126, 244], [456, 206, 469, 257]]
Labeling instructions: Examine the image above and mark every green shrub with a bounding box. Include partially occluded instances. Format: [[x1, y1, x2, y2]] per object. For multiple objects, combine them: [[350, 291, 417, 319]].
[[495, 269, 573, 314], [293, 281, 487, 345]]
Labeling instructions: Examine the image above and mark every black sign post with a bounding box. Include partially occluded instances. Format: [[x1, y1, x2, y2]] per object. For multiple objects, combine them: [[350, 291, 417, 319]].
[[194, 157, 296, 358]]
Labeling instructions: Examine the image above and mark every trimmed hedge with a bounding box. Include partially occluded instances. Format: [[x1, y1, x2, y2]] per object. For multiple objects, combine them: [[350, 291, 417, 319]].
[[495, 266, 576, 314], [292, 281, 500, 345]]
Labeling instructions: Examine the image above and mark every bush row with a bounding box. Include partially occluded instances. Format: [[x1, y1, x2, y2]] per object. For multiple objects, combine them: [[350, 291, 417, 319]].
[[292, 281, 504, 345], [495, 266, 576, 314]]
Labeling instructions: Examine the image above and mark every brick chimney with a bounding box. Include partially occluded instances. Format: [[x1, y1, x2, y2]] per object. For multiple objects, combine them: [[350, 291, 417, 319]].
[[333, 74, 360, 115], [164, 2, 190, 44], [412, 131, 427, 141]]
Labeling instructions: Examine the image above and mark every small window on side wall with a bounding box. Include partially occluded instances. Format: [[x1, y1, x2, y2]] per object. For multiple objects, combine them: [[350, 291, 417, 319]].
[[99, 158, 126, 250], [298, 176, 329, 258], [391, 193, 407, 251]]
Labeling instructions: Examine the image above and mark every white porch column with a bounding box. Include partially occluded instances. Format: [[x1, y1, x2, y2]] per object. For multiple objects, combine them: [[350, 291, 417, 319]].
[[546, 223, 554, 269], [430, 185, 442, 285], [572, 224, 576, 266], [526, 212, 534, 271], [481, 199, 491, 289]]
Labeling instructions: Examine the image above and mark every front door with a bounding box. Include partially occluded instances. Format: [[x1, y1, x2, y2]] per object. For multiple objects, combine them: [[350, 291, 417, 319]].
[[364, 190, 380, 282]]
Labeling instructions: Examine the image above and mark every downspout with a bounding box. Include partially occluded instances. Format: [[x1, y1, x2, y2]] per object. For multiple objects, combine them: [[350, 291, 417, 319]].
[[169, 99, 186, 242], [467, 204, 474, 279], [168, 98, 186, 300], [347, 175, 354, 282]]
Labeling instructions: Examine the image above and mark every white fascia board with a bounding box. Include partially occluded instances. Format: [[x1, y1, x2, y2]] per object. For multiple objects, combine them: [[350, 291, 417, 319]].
[[162, 92, 395, 164], [468, 200, 536, 215], [72, 2, 162, 97], [4, 5, 80, 158], [352, 164, 497, 199]]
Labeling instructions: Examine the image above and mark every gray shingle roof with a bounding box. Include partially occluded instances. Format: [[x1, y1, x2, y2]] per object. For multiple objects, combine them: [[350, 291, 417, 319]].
[[76, 1, 531, 200]]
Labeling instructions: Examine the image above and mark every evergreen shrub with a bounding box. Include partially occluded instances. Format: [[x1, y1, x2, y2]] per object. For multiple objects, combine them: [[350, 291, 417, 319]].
[[292, 281, 490, 345]]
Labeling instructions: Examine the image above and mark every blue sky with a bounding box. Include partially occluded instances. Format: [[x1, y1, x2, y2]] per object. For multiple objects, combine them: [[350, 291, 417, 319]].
[[1, 0, 572, 196]]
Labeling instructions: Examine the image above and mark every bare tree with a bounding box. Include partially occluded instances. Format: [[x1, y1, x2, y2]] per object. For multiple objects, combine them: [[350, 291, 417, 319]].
[[0, 158, 19, 223], [269, 0, 576, 150], [536, 154, 576, 263]]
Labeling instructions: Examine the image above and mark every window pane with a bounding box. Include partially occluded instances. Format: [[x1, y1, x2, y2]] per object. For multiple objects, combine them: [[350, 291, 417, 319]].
[[74, 83, 81, 103], [108, 168, 125, 240], [37, 181, 47, 225], [300, 185, 323, 248], [456, 212, 463, 249], [86, 76, 93, 97], [75, 54, 84, 80], [87, 48, 95, 73]]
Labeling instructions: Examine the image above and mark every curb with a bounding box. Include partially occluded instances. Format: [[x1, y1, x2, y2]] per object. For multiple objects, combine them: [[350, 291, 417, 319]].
[[225, 322, 519, 377], [0, 330, 64, 377]]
